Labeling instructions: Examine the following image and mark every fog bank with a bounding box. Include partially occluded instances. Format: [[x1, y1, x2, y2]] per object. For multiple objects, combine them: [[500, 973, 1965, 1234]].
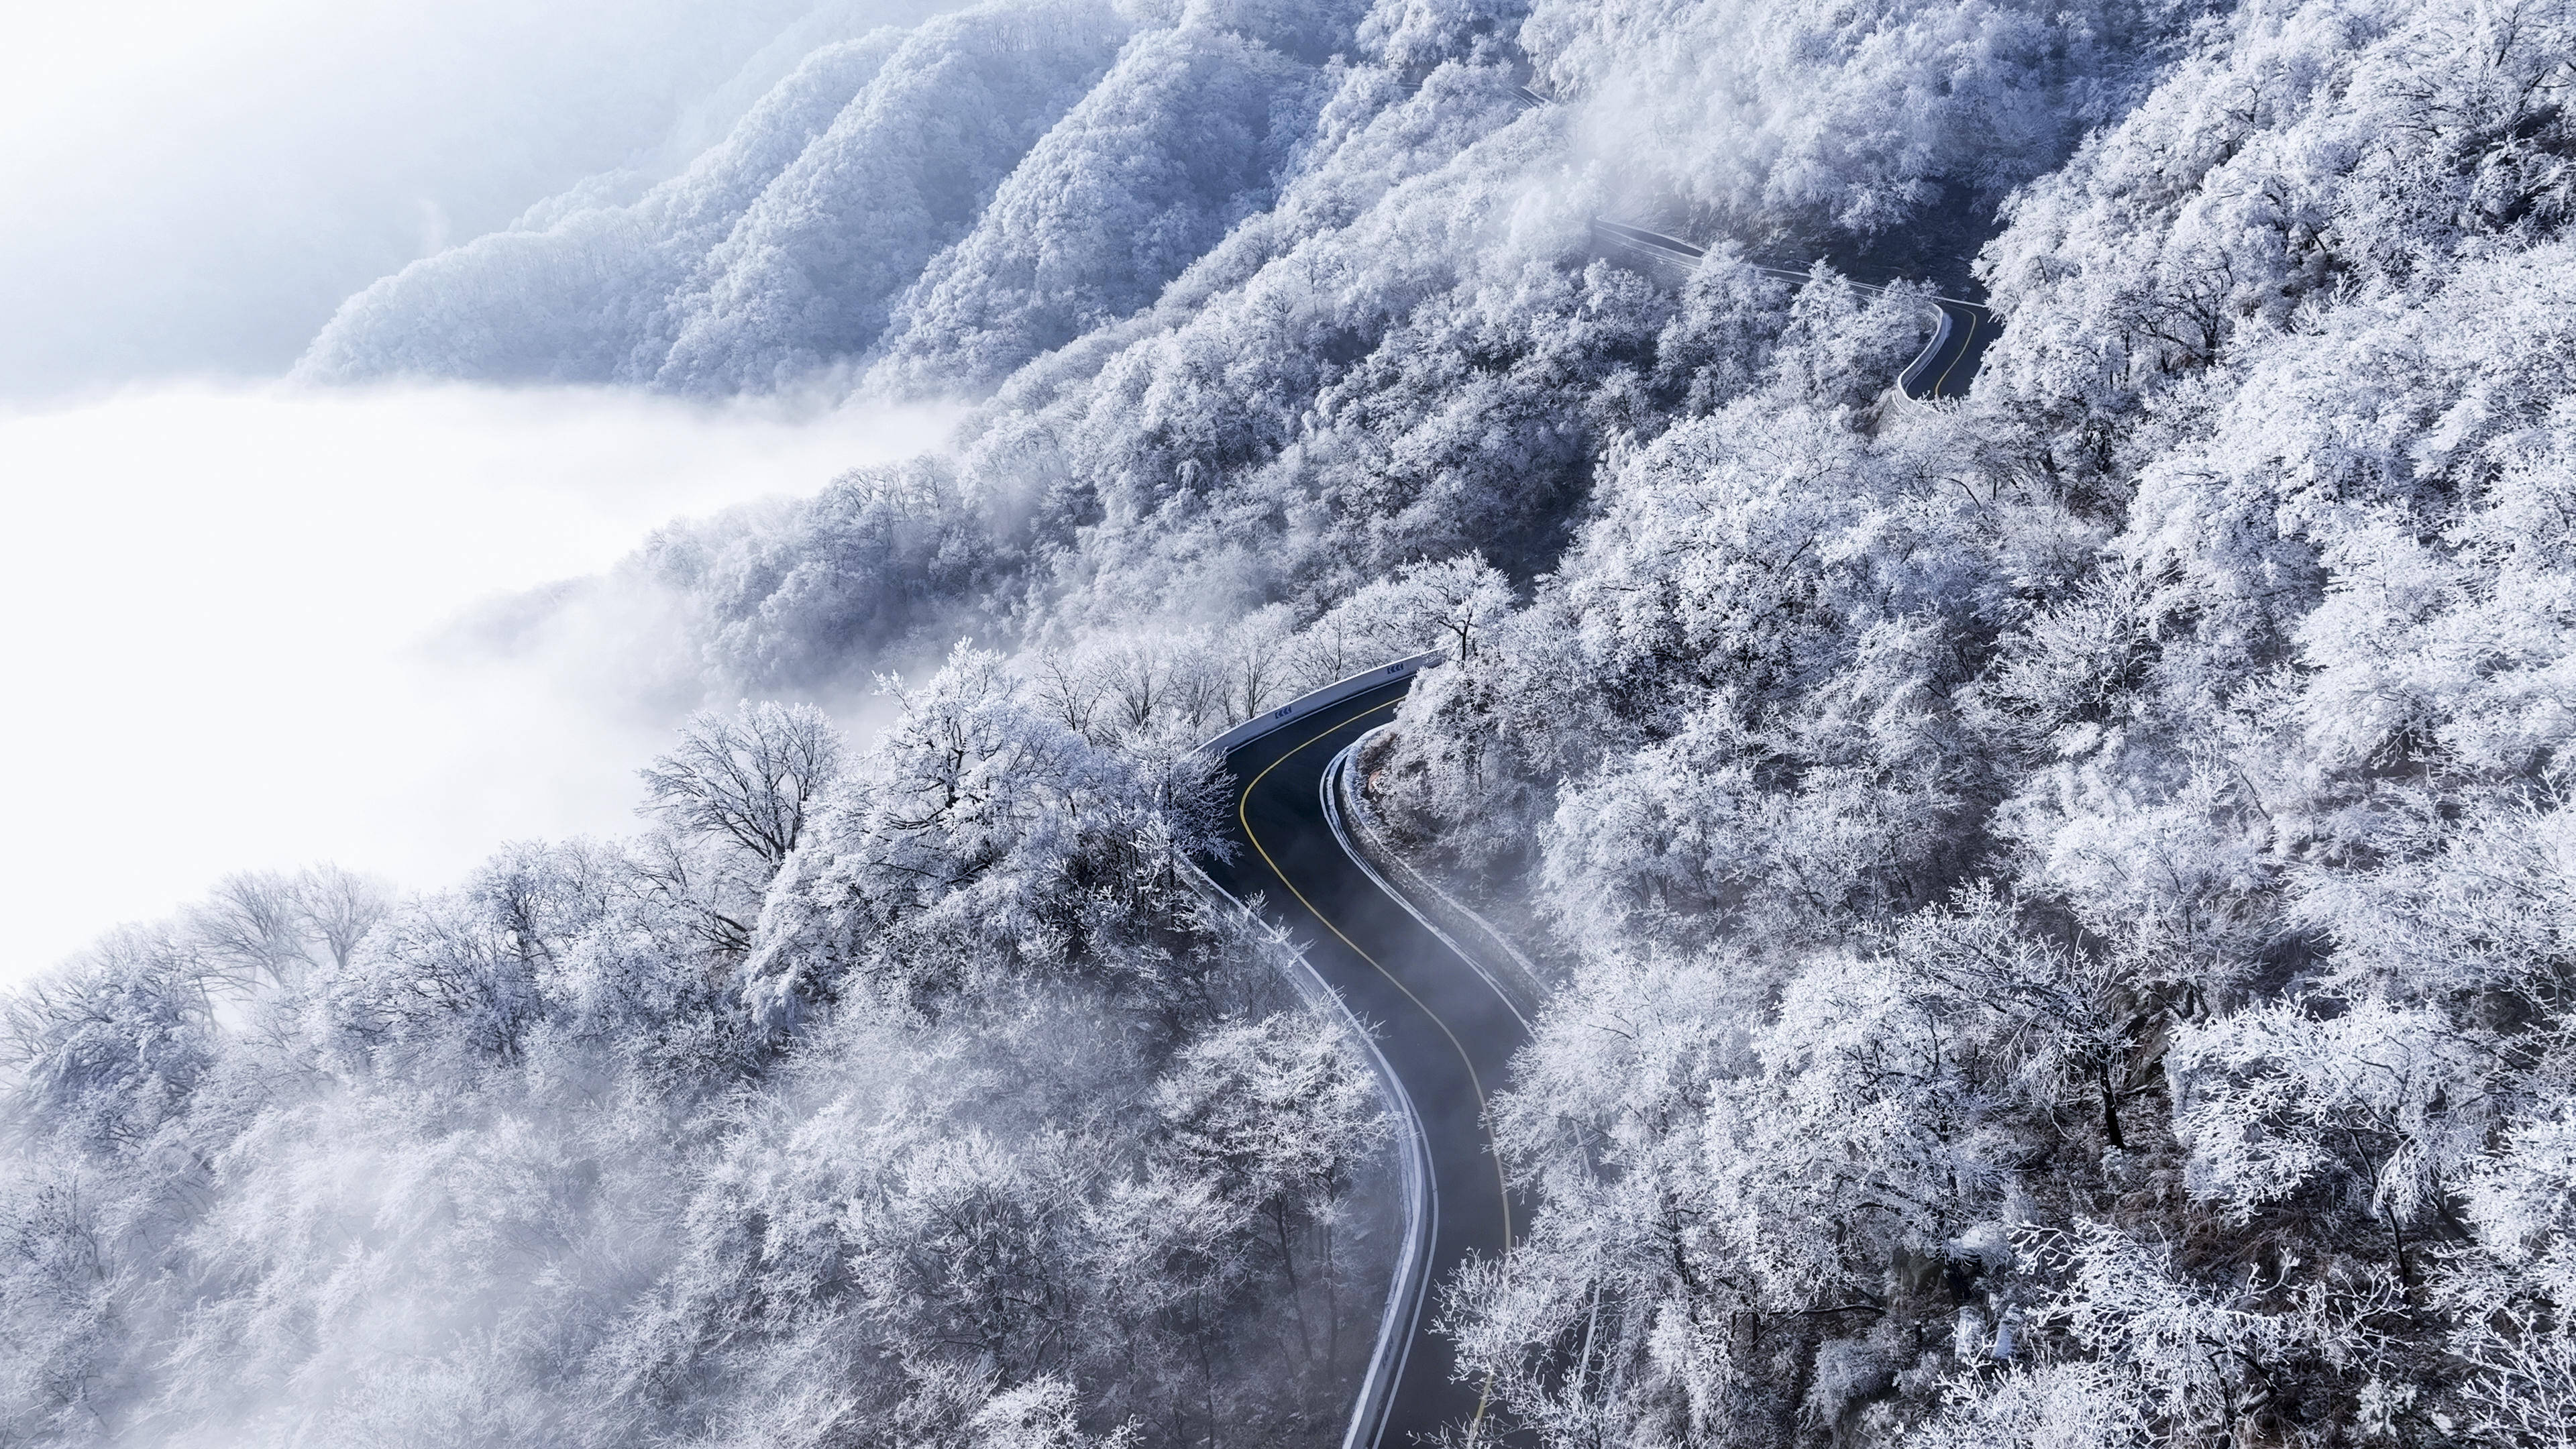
[[0, 382, 951, 980]]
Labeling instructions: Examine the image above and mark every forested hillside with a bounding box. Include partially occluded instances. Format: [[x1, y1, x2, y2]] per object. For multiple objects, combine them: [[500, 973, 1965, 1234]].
[[11, 0, 2576, 1446], [1368, 3, 2576, 1443], [3, 674, 1394, 1446]]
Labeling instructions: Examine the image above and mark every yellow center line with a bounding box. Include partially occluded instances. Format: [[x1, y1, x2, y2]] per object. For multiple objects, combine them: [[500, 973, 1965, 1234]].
[[1234, 699, 1511, 1442], [1931, 308, 1980, 398]]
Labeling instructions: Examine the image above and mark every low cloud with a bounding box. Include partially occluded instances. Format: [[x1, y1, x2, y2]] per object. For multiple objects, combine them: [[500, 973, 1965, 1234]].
[[0, 381, 954, 981]]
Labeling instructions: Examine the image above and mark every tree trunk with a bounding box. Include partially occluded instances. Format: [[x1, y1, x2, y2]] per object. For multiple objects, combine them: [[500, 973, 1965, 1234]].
[[2098, 1060, 2127, 1150]]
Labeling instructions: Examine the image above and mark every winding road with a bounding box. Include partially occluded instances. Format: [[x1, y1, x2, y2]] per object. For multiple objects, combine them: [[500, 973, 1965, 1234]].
[[1199, 671, 1529, 1448], [1589, 217, 1996, 402], [1191, 207, 2001, 1446]]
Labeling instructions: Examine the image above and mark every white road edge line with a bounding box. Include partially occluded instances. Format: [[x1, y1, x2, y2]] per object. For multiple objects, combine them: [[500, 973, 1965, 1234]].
[[1321, 739, 1533, 1034], [1327, 724, 1551, 1014], [1322, 716, 1617, 1428], [1179, 654, 1448, 1449]]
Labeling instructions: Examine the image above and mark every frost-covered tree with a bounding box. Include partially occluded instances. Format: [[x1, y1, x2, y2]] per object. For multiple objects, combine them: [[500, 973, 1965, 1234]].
[[641, 699, 845, 873]]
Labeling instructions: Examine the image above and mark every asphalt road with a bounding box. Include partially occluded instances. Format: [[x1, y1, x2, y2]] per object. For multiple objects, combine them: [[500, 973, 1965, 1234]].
[[1909, 297, 1996, 400], [1589, 217, 1996, 401], [1203, 678, 1530, 1447]]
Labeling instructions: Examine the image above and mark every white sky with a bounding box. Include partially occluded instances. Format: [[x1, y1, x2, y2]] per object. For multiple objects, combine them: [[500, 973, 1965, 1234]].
[[0, 1, 305, 136], [0, 385, 952, 981]]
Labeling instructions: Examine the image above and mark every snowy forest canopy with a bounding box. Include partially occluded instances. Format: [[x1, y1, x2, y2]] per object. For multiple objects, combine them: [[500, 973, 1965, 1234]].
[[13, 0, 2576, 1446]]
